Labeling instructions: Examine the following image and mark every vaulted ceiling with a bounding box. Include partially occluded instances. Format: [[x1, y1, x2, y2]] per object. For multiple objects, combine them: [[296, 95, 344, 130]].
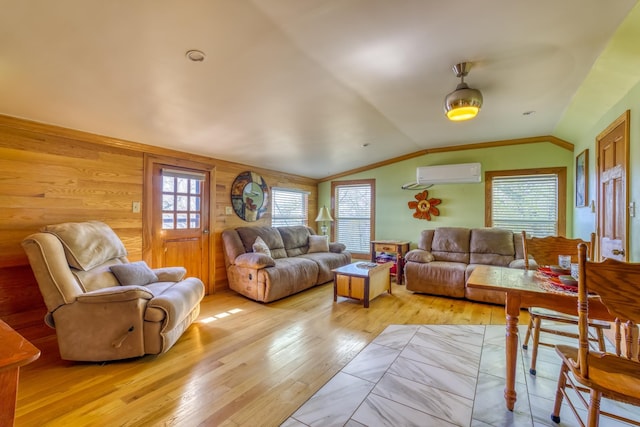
[[1, 1, 638, 178]]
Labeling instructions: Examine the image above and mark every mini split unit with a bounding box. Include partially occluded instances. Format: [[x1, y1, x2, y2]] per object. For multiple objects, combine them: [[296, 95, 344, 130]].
[[417, 162, 482, 185]]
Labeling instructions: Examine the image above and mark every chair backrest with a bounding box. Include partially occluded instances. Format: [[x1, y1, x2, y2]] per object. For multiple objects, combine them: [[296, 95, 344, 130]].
[[577, 242, 640, 377], [22, 221, 129, 313], [521, 232, 595, 269]]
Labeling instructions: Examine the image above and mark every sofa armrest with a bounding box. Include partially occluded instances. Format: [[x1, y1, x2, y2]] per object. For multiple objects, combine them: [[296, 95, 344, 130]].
[[509, 257, 538, 270], [404, 249, 434, 263], [234, 253, 275, 269], [75, 286, 154, 304], [329, 242, 347, 253], [153, 266, 187, 282]]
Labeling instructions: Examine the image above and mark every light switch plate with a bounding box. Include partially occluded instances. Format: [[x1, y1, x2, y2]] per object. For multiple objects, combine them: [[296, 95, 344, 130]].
[[132, 201, 141, 213], [225, 206, 233, 215]]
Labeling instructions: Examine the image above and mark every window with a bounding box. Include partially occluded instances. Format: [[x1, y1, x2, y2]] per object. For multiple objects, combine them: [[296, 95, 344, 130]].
[[161, 168, 205, 230], [332, 180, 375, 255], [486, 167, 566, 237], [271, 187, 309, 227]]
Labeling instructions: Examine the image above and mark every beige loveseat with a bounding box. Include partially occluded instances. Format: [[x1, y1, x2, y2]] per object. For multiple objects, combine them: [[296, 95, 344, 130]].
[[404, 227, 527, 304], [22, 221, 205, 361], [222, 226, 351, 302]]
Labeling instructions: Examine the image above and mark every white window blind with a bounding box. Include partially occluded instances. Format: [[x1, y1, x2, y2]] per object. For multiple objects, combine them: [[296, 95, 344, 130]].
[[271, 188, 309, 227], [335, 184, 372, 253], [491, 174, 558, 237]]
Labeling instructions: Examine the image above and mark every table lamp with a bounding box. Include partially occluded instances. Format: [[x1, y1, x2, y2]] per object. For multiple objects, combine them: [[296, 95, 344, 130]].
[[315, 206, 334, 236]]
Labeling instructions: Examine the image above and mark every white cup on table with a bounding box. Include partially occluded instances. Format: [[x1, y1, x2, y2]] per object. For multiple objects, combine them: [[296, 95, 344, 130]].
[[570, 263, 579, 280], [558, 255, 571, 269]]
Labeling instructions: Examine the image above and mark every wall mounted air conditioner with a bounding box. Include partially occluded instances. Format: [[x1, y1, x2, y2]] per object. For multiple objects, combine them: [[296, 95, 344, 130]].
[[417, 162, 482, 185]]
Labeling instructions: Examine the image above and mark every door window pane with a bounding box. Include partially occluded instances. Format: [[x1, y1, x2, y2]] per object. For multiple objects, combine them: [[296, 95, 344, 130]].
[[161, 168, 205, 230]]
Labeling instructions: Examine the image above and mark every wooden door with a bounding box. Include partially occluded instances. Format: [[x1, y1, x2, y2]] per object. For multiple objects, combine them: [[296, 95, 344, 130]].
[[144, 155, 212, 291], [596, 111, 629, 261]]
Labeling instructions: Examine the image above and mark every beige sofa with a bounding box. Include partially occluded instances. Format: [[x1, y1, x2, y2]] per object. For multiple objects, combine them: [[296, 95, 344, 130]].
[[222, 226, 351, 302], [22, 221, 204, 361], [404, 227, 527, 304]]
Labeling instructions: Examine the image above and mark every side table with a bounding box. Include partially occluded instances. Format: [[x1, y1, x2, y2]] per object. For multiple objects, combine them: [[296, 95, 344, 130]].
[[370, 240, 410, 284]]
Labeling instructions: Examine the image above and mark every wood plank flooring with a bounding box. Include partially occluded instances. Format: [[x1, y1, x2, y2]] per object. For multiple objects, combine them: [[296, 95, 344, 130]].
[[15, 283, 522, 427]]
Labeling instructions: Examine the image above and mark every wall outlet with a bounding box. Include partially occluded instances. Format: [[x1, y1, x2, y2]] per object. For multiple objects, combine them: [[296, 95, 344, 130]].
[[132, 201, 141, 213], [225, 206, 233, 215]]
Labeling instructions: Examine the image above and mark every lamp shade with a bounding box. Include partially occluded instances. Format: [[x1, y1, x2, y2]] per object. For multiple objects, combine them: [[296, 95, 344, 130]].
[[444, 82, 483, 121], [315, 206, 334, 222], [443, 62, 483, 122]]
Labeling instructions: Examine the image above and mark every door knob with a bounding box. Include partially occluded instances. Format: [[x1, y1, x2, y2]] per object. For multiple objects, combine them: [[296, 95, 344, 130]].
[[612, 249, 625, 256], [203, 229, 210, 234]]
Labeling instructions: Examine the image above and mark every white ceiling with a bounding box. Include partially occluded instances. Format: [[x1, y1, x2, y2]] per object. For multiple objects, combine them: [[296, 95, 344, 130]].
[[1, 0, 637, 179]]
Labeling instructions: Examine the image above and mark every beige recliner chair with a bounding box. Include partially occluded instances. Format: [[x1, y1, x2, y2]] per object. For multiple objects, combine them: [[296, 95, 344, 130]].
[[21, 221, 205, 362]]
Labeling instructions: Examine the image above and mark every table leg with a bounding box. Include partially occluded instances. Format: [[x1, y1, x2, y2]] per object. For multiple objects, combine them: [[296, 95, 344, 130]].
[[333, 274, 337, 302], [397, 256, 404, 284], [504, 292, 521, 411], [0, 368, 19, 427], [364, 277, 370, 308]]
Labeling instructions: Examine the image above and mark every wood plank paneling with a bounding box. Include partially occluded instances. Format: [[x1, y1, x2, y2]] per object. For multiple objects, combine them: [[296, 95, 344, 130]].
[[0, 115, 318, 332]]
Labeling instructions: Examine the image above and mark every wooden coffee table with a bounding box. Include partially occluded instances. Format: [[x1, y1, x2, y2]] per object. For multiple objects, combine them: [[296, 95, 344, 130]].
[[332, 262, 393, 308]]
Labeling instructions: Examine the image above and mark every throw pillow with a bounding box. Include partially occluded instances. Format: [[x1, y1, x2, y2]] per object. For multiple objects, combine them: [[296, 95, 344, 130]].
[[308, 235, 329, 253], [252, 236, 271, 257], [110, 261, 159, 286]]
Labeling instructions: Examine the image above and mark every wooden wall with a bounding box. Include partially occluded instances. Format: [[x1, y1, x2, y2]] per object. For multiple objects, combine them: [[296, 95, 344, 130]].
[[0, 115, 317, 338]]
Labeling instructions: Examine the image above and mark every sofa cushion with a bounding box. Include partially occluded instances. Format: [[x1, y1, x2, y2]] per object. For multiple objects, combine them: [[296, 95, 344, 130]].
[[418, 229, 435, 251], [300, 251, 352, 284], [252, 236, 272, 257], [308, 235, 329, 253], [110, 261, 159, 286], [431, 227, 470, 263], [257, 257, 320, 302], [277, 226, 311, 257], [236, 226, 287, 259], [405, 260, 467, 298], [43, 220, 128, 271], [469, 228, 515, 266]]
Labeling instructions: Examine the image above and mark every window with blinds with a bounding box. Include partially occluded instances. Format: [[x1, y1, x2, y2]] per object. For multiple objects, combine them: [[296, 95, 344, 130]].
[[491, 174, 558, 237], [271, 187, 309, 227], [334, 182, 373, 254]]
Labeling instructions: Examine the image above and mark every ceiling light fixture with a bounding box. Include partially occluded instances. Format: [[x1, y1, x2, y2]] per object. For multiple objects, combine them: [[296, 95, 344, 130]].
[[444, 62, 483, 121], [186, 49, 206, 62]]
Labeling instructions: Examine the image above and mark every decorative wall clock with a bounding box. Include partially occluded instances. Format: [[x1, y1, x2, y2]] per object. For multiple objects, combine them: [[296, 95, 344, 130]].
[[408, 190, 441, 220], [231, 171, 269, 221]]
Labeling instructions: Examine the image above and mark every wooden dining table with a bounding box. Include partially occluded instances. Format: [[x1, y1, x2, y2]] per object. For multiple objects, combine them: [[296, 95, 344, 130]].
[[466, 265, 614, 411]]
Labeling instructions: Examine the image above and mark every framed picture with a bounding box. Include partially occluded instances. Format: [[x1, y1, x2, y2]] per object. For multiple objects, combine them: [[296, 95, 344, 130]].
[[575, 149, 588, 207]]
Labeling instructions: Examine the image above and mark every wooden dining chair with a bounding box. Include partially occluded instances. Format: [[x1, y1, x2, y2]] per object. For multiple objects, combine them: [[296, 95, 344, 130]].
[[521, 232, 610, 375], [551, 243, 640, 426]]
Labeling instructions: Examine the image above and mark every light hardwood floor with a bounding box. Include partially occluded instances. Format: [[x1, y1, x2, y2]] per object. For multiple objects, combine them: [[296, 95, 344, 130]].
[[16, 283, 522, 427]]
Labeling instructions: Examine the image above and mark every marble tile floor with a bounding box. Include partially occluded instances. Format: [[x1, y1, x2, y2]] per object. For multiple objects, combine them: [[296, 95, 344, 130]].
[[282, 323, 640, 427]]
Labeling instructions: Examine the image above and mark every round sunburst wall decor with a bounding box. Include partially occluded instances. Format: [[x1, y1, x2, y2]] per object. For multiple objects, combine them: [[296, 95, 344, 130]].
[[408, 190, 441, 220]]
